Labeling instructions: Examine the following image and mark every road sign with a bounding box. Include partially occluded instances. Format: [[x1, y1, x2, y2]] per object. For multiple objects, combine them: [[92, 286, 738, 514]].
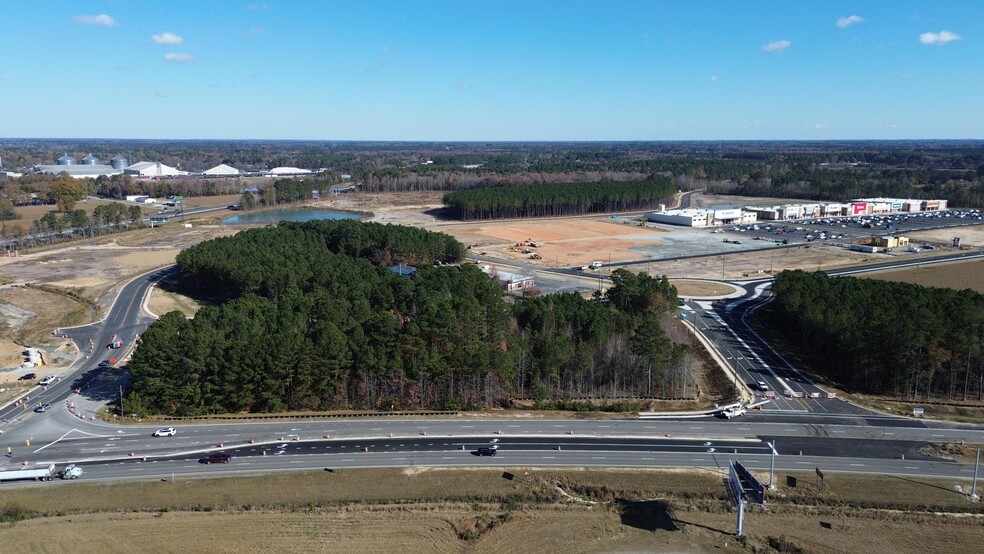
[[912, 407, 924, 416], [734, 460, 766, 505]]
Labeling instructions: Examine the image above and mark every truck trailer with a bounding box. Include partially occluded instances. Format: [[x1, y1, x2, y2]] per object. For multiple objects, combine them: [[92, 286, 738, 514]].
[[0, 463, 83, 482]]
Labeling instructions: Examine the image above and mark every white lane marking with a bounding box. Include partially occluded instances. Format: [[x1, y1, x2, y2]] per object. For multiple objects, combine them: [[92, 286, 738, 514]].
[[849, 464, 864, 467], [904, 466, 919, 469], [542, 456, 556, 459]]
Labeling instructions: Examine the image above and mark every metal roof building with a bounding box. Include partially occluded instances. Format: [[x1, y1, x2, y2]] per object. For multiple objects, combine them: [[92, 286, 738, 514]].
[[203, 163, 240, 176], [124, 161, 187, 177], [267, 166, 312, 176], [34, 164, 121, 179]]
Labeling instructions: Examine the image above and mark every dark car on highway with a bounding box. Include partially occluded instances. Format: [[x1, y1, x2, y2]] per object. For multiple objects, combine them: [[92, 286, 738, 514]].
[[34, 403, 51, 413], [199, 453, 231, 464], [476, 447, 498, 456]]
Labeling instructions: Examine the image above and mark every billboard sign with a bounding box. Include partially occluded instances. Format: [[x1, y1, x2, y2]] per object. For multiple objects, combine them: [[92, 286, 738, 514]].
[[852, 202, 868, 215]]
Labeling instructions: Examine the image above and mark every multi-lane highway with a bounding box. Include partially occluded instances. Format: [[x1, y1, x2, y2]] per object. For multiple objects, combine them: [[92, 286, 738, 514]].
[[2, 241, 983, 487]]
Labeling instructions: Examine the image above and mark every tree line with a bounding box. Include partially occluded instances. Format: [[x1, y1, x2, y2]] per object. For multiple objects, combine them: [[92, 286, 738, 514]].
[[126, 221, 690, 415], [442, 179, 676, 220], [767, 270, 984, 401]]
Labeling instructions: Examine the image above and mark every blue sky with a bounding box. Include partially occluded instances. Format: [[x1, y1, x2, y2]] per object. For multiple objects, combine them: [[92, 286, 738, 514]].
[[1, 1, 980, 140]]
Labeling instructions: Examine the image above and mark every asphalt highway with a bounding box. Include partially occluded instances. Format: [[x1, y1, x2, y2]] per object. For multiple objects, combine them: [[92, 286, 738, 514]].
[[1, 235, 983, 488]]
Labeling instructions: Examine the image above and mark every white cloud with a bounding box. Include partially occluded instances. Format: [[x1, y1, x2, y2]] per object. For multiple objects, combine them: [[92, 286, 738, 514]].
[[381, 45, 391, 53], [73, 14, 116, 27], [709, 75, 719, 82], [762, 40, 791, 53], [919, 30, 962, 45], [455, 83, 473, 90], [814, 123, 826, 129], [164, 53, 194, 63], [837, 15, 864, 28], [152, 32, 183, 45], [241, 27, 265, 36], [248, 2, 267, 10]]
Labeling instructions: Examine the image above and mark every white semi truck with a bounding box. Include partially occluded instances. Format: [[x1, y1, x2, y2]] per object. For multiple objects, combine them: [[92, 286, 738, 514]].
[[0, 463, 83, 482]]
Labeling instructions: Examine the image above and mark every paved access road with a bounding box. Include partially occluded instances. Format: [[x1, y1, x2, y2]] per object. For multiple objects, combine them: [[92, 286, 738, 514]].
[[3, 250, 984, 487], [0, 266, 173, 443]]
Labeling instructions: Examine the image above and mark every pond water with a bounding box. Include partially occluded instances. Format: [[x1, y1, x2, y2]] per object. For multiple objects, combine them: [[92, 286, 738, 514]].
[[222, 208, 363, 225]]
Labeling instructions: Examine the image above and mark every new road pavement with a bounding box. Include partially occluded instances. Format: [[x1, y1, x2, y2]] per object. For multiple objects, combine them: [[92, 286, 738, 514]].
[[2, 250, 984, 487]]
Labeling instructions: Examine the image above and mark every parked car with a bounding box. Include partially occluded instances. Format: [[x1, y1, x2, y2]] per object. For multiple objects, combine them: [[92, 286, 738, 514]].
[[18, 373, 37, 381], [34, 403, 51, 413], [199, 453, 231, 464], [152, 427, 177, 437]]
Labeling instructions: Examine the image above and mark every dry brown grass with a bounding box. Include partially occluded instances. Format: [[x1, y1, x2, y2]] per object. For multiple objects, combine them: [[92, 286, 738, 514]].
[[0, 286, 90, 345], [0, 469, 981, 553], [858, 258, 984, 294]]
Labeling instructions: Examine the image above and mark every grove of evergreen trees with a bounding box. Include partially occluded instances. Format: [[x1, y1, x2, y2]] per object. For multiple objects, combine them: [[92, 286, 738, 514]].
[[127, 221, 690, 415], [768, 270, 984, 400], [442, 179, 676, 220]]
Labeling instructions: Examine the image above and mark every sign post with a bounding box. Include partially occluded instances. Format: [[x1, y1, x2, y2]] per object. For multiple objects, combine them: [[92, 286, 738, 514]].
[[768, 440, 777, 490]]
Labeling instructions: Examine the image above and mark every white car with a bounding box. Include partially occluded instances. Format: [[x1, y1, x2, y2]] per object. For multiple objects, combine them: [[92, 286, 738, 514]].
[[39, 375, 57, 386], [152, 427, 177, 437]]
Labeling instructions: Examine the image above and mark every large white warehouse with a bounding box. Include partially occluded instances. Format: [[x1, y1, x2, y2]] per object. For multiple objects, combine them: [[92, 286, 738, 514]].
[[125, 161, 187, 178], [203, 163, 240, 177]]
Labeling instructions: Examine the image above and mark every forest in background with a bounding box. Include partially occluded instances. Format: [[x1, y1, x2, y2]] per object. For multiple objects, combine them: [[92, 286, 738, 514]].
[[4, 140, 984, 211], [767, 270, 984, 401], [126, 220, 691, 415]]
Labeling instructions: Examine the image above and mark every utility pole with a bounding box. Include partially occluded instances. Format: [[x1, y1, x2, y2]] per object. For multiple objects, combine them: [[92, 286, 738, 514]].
[[119, 385, 124, 416]]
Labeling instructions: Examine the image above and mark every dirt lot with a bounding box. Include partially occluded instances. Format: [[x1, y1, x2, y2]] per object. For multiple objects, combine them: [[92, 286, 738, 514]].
[[0, 468, 979, 553]]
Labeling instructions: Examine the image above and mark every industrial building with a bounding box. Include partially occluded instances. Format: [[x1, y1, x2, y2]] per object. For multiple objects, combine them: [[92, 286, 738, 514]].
[[33, 153, 126, 179], [203, 164, 241, 177], [267, 166, 312, 176], [124, 161, 188, 178]]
